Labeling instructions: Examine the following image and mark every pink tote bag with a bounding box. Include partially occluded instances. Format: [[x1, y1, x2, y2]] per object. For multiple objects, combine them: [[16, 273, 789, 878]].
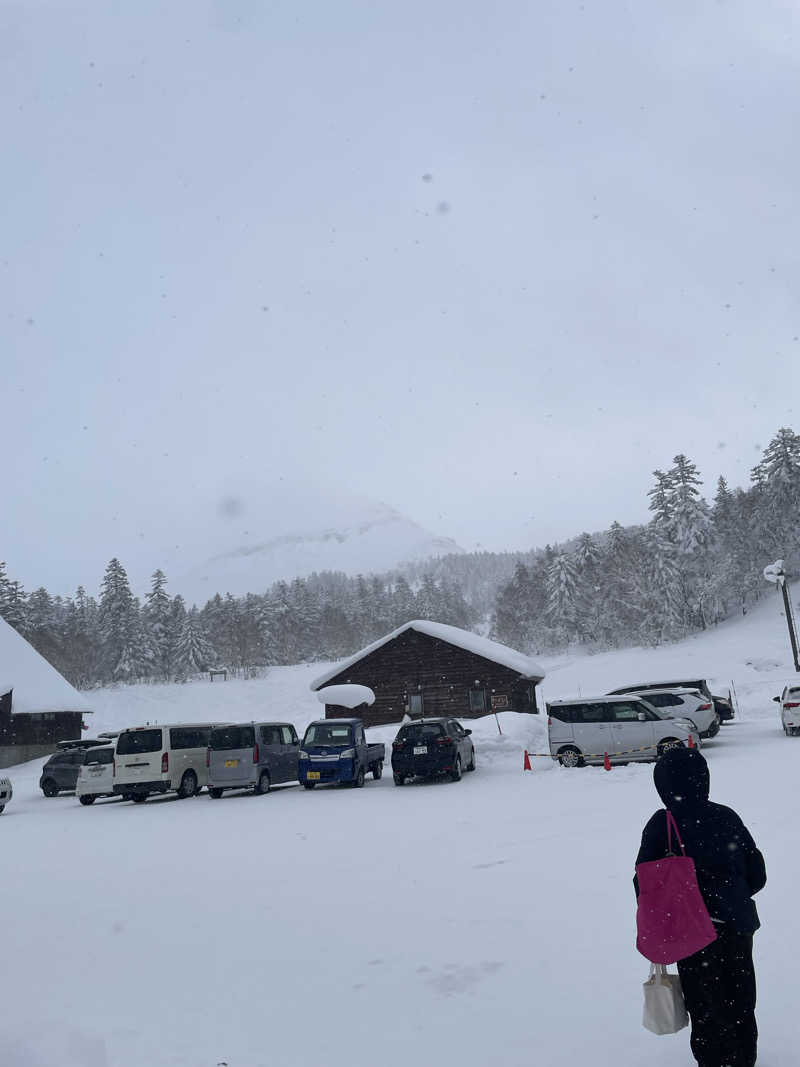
[[636, 810, 717, 964]]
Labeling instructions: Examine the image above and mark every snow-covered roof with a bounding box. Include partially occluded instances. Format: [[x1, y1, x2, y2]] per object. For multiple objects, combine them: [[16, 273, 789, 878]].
[[315, 684, 376, 709], [0, 616, 93, 715], [310, 620, 545, 690]]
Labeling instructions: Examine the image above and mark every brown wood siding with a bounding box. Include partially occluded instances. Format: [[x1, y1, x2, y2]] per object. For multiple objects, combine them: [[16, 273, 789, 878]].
[[320, 629, 540, 728], [0, 710, 84, 746]]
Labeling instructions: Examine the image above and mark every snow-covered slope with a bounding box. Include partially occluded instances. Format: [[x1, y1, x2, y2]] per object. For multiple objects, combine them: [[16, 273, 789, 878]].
[[172, 491, 462, 604]]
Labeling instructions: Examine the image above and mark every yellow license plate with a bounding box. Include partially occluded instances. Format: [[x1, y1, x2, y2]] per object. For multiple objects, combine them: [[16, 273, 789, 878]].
[[306, 771, 321, 780], [225, 759, 239, 768]]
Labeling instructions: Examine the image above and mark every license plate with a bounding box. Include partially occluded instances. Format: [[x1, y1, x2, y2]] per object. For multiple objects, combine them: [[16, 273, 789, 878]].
[[224, 759, 239, 768], [306, 771, 321, 780], [413, 746, 428, 755]]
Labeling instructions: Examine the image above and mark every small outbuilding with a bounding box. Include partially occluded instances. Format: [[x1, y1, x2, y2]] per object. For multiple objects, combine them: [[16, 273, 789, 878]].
[[0, 616, 93, 768], [310, 619, 545, 728]]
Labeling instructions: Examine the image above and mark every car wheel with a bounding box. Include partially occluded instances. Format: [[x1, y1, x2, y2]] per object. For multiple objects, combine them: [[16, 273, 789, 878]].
[[131, 793, 148, 803], [177, 771, 197, 799], [353, 767, 365, 788], [372, 761, 383, 781], [393, 773, 406, 786], [557, 746, 583, 768], [657, 738, 682, 757], [209, 788, 224, 799], [41, 779, 59, 797], [303, 782, 316, 790], [255, 771, 271, 795], [467, 747, 476, 771], [450, 756, 462, 782], [79, 795, 96, 806]]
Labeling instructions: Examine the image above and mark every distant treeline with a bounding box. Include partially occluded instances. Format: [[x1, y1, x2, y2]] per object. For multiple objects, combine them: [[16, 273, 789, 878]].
[[2, 427, 798, 687]]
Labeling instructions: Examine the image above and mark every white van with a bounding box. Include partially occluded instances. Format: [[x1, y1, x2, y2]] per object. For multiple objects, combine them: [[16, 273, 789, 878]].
[[548, 695, 699, 767], [76, 744, 116, 805], [113, 723, 227, 802]]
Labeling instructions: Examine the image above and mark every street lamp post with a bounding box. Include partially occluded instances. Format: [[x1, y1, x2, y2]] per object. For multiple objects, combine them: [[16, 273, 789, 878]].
[[764, 560, 800, 672]]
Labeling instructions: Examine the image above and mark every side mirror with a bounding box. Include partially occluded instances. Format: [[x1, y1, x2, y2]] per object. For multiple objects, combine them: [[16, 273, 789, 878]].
[[465, 728, 472, 735], [773, 696, 781, 703], [637, 712, 647, 722]]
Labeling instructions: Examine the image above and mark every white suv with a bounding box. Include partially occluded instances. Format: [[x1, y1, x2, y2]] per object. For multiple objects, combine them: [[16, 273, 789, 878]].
[[774, 685, 800, 735], [622, 688, 719, 740], [547, 696, 699, 767]]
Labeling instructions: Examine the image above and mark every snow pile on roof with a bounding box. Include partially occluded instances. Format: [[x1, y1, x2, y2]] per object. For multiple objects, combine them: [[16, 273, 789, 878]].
[[310, 620, 545, 690], [0, 616, 93, 715], [316, 684, 376, 709]]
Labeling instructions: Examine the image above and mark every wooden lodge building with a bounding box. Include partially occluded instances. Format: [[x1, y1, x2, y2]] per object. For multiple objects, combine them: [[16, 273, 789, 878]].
[[0, 616, 92, 768], [311, 620, 545, 728]]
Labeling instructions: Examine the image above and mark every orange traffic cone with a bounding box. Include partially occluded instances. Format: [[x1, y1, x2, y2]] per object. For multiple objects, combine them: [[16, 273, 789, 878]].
[[688, 733, 695, 749], [603, 752, 612, 771], [523, 749, 532, 771]]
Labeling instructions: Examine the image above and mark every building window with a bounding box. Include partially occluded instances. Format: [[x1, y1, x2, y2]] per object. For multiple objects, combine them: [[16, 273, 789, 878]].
[[469, 689, 486, 713], [409, 692, 424, 717]]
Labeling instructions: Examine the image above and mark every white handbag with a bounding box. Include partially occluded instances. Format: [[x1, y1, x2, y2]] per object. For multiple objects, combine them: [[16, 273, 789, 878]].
[[642, 963, 689, 1035]]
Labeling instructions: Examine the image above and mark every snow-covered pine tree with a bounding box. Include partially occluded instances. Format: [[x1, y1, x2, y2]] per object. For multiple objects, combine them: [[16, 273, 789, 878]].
[[0, 564, 28, 633], [545, 550, 578, 641], [751, 427, 800, 563], [144, 569, 172, 681], [98, 558, 147, 683], [174, 606, 216, 679]]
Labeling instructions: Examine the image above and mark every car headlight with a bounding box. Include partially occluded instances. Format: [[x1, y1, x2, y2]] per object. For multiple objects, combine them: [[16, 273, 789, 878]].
[[298, 750, 309, 759], [340, 748, 355, 759]]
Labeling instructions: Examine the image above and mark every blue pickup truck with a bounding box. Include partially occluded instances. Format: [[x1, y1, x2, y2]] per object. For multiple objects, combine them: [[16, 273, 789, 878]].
[[299, 718, 385, 789]]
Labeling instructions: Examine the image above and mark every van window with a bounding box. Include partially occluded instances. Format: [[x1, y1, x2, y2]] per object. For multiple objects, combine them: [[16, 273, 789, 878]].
[[610, 702, 644, 722], [574, 703, 612, 723], [280, 726, 297, 745], [548, 705, 574, 723], [84, 747, 114, 765], [170, 727, 210, 749], [260, 725, 282, 745], [117, 729, 162, 755], [210, 726, 255, 750]]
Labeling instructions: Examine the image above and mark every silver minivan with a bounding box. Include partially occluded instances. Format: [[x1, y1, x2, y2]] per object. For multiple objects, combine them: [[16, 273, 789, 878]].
[[207, 722, 300, 797], [547, 695, 699, 767]]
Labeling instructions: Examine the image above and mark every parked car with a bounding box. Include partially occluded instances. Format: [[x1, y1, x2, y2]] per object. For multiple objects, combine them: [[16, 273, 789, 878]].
[[0, 774, 12, 813], [712, 694, 735, 722], [391, 718, 475, 784], [613, 687, 719, 739], [113, 723, 228, 802], [76, 744, 116, 805], [40, 745, 98, 796], [298, 719, 384, 788], [608, 677, 734, 724], [774, 684, 800, 735], [547, 695, 699, 767], [207, 722, 300, 797]]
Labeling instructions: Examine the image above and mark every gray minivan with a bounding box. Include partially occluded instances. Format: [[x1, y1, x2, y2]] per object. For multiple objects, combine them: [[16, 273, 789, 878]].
[[207, 722, 300, 797]]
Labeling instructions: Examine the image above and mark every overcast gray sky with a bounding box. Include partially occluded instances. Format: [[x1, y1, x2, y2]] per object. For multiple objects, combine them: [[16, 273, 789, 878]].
[[3, 0, 799, 595]]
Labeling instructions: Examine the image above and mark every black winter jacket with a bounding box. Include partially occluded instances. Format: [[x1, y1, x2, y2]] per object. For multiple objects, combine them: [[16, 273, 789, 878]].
[[634, 747, 766, 935]]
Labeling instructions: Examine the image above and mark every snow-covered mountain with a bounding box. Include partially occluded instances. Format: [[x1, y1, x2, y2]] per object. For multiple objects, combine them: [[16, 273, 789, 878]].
[[172, 491, 462, 604]]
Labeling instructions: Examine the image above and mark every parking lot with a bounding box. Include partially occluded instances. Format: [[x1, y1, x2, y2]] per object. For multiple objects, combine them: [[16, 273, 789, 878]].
[[1, 676, 795, 1067]]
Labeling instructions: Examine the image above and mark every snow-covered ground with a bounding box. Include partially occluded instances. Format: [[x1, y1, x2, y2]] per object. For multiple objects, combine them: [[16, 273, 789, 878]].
[[2, 589, 798, 1066]]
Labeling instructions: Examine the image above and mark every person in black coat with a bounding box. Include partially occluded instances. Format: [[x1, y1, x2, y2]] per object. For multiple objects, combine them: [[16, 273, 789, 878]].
[[635, 746, 766, 1067]]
